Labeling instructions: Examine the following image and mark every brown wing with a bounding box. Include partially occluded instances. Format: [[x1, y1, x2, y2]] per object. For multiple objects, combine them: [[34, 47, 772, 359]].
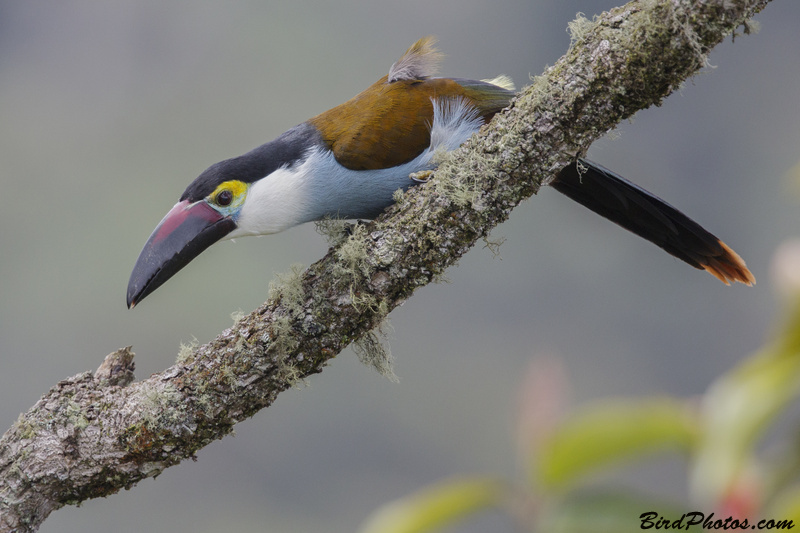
[[309, 76, 511, 170], [308, 76, 513, 170], [308, 37, 514, 170]]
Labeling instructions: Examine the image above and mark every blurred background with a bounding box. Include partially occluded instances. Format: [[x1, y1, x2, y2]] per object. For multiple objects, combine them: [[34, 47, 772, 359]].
[[1, 1, 798, 531]]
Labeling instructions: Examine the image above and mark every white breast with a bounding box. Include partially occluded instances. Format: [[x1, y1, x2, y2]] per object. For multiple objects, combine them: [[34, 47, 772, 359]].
[[230, 96, 485, 237]]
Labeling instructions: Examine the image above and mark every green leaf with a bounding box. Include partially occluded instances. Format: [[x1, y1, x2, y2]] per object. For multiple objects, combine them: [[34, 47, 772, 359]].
[[766, 484, 800, 529], [535, 398, 697, 489], [542, 490, 681, 533], [690, 338, 800, 502], [358, 477, 507, 533]]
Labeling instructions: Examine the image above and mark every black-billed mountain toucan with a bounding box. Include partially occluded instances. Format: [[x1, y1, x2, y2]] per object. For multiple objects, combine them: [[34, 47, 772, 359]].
[[126, 37, 753, 308]]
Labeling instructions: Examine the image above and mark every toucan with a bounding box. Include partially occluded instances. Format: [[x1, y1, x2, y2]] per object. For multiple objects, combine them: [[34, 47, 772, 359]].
[[126, 37, 753, 308]]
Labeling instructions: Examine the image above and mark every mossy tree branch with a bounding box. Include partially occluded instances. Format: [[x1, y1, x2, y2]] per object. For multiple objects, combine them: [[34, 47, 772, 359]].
[[0, 0, 770, 530]]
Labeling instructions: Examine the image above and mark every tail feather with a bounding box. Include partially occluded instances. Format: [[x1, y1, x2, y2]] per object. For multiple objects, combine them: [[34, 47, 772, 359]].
[[551, 159, 755, 286]]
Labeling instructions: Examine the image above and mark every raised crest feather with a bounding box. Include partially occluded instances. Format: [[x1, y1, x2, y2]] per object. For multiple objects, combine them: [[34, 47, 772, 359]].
[[388, 36, 442, 82]]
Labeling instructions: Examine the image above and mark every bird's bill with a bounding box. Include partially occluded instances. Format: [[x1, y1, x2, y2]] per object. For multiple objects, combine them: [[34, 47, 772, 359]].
[[126, 200, 236, 308]]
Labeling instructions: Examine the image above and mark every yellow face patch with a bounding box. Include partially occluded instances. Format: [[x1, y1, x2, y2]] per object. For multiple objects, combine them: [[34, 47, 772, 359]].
[[208, 180, 249, 212]]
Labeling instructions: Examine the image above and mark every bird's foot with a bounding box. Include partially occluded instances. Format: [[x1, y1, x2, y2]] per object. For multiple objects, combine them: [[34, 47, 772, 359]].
[[409, 170, 434, 183]]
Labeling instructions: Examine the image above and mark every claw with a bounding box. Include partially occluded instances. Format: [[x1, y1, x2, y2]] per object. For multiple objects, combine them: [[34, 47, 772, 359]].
[[409, 170, 434, 183]]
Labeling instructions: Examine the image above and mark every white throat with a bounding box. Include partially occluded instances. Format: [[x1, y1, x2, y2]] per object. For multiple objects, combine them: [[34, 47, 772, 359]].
[[230, 96, 485, 238]]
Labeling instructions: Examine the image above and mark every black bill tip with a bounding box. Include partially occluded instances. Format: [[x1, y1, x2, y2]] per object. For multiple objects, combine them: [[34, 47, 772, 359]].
[[127, 200, 236, 308]]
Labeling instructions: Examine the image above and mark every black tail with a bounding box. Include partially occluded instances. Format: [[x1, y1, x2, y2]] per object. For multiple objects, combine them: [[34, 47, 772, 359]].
[[550, 159, 754, 286]]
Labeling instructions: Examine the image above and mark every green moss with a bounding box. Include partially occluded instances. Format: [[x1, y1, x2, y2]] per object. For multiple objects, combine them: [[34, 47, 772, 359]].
[[14, 413, 37, 440], [268, 263, 306, 315], [176, 338, 199, 365], [65, 401, 89, 430], [352, 321, 397, 382], [140, 382, 185, 427], [262, 263, 309, 364], [229, 309, 245, 324], [327, 223, 387, 315], [334, 223, 372, 280], [314, 217, 402, 377], [191, 380, 216, 415], [268, 314, 300, 357], [482, 234, 506, 258], [430, 138, 506, 210], [218, 363, 239, 389], [314, 216, 352, 247], [120, 381, 205, 463], [567, 12, 594, 45], [274, 354, 304, 388]]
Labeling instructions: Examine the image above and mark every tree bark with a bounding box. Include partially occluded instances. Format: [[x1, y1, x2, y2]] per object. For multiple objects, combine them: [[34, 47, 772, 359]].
[[0, 0, 770, 530]]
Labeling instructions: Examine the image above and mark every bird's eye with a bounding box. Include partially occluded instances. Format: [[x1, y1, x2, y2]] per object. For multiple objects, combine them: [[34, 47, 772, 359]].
[[216, 190, 233, 206]]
